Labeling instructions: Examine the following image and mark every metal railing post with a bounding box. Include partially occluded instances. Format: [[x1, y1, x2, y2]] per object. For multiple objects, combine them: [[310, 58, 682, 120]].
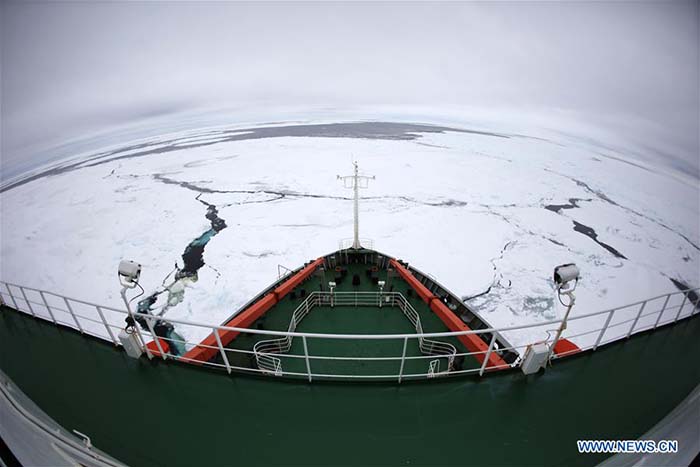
[[95, 306, 117, 345], [213, 328, 231, 374], [654, 294, 671, 329], [398, 337, 408, 383], [38, 291, 57, 324], [674, 295, 688, 322], [63, 297, 84, 333], [132, 324, 153, 360], [19, 287, 37, 317], [302, 336, 312, 382], [5, 283, 20, 310], [627, 301, 646, 338], [479, 333, 497, 376], [594, 309, 615, 350], [144, 316, 167, 360]]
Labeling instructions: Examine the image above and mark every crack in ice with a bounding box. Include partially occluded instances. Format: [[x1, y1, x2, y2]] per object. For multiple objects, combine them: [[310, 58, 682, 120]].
[[462, 241, 515, 301], [153, 173, 470, 208], [132, 192, 228, 355], [545, 169, 700, 252]]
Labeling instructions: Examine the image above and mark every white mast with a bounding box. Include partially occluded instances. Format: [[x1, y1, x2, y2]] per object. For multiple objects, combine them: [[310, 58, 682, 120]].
[[338, 161, 375, 249]]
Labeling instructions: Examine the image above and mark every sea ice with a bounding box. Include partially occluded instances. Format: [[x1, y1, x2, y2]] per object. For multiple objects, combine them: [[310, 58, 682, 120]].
[[1, 114, 697, 355]]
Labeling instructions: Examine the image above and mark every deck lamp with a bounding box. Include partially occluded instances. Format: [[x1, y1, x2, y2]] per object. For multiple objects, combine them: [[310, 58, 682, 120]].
[[118, 260, 141, 288], [549, 263, 579, 363], [117, 259, 158, 359], [554, 264, 579, 290]]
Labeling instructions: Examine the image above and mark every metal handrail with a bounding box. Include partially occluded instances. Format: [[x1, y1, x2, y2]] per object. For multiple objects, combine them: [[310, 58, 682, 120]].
[[253, 292, 457, 376], [1, 279, 698, 382], [2, 281, 697, 340], [392, 295, 457, 372], [338, 238, 374, 250], [2, 280, 697, 340]]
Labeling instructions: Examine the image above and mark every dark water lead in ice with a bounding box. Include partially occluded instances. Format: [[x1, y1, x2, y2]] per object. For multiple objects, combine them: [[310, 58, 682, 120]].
[[544, 198, 587, 213], [135, 198, 227, 356], [176, 202, 227, 280], [572, 220, 627, 260]]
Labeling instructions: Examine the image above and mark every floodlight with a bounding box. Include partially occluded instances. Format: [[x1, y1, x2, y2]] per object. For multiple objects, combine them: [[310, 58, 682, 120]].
[[553, 263, 579, 287], [118, 260, 141, 288]]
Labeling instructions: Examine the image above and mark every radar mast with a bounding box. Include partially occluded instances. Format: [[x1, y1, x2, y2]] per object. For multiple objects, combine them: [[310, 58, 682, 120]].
[[337, 161, 375, 249]]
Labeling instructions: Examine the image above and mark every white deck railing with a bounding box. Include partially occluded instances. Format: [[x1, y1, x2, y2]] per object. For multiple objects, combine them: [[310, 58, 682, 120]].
[[338, 238, 374, 250], [0, 280, 697, 382], [253, 291, 457, 378]]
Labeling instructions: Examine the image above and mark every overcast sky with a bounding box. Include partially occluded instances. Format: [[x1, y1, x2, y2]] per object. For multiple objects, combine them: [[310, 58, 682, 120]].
[[1, 1, 698, 174]]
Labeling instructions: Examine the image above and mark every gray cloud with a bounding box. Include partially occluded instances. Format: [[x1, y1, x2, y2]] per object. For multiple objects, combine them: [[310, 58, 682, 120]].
[[1, 1, 698, 174]]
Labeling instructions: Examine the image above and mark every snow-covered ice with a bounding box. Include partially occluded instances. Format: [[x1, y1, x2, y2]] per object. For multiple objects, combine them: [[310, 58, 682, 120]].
[[1, 114, 698, 354]]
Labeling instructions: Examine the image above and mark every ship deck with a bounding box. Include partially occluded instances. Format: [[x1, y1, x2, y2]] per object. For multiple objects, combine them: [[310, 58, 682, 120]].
[[220, 261, 479, 377], [1, 304, 698, 466]]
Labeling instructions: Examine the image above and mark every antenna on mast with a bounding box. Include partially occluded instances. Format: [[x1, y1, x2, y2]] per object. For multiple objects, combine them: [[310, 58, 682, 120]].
[[337, 161, 375, 249]]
